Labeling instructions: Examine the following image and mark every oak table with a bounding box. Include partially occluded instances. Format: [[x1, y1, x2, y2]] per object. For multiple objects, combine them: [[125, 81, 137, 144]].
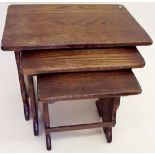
[[1, 4, 152, 146], [19, 47, 145, 137], [37, 70, 141, 150], [1, 4, 152, 51]]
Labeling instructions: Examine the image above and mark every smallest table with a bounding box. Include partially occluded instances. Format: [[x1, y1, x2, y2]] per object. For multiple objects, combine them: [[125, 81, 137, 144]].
[[37, 70, 141, 150]]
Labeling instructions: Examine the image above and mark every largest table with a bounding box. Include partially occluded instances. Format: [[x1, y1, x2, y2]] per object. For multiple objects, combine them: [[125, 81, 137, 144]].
[[1, 4, 152, 136]]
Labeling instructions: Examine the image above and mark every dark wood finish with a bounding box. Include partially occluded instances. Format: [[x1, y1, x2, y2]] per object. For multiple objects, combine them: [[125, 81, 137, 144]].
[[1, 4, 152, 51], [38, 70, 140, 150], [46, 122, 114, 133], [28, 76, 39, 136], [14, 51, 30, 120], [43, 103, 51, 151], [38, 70, 141, 102], [96, 97, 120, 143], [96, 98, 103, 117], [1, 4, 150, 149], [21, 47, 145, 75]]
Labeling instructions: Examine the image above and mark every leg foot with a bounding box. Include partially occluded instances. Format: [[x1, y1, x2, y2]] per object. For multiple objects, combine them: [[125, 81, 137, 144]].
[[97, 97, 120, 143], [15, 52, 30, 121], [43, 103, 52, 150], [46, 134, 51, 151], [33, 119, 39, 136], [24, 104, 30, 121], [28, 76, 39, 136], [103, 127, 112, 143]]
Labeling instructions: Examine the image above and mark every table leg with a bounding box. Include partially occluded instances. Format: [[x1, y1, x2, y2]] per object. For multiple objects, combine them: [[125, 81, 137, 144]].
[[14, 52, 30, 121], [96, 97, 120, 143], [28, 75, 39, 136], [43, 103, 51, 151]]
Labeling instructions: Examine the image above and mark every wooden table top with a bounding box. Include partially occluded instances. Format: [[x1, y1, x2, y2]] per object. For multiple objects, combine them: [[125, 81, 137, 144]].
[[21, 47, 145, 75], [38, 70, 141, 102], [1, 4, 152, 51]]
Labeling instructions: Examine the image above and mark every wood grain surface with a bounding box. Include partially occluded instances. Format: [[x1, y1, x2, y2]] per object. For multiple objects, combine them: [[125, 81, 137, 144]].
[[21, 47, 145, 75], [1, 4, 152, 51], [37, 70, 142, 102]]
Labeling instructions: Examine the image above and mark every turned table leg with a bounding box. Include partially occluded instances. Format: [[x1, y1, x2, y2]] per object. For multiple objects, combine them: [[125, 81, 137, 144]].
[[14, 51, 30, 121], [43, 103, 51, 151], [28, 75, 39, 136], [96, 97, 120, 143]]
